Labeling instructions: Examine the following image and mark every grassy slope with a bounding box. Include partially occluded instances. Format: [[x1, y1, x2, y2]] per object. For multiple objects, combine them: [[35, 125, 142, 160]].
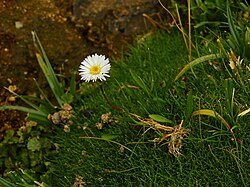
[[47, 31, 250, 186]]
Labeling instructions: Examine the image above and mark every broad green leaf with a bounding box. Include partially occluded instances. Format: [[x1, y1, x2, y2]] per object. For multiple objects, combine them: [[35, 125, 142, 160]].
[[27, 137, 41, 152], [3, 130, 15, 144], [149, 114, 173, 123]]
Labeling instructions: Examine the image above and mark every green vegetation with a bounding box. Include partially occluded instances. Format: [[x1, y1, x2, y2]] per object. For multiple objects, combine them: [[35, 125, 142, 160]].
[[1, 0, 249, 186], [0, 32, 75, 185], [45, 30, 249, 186]]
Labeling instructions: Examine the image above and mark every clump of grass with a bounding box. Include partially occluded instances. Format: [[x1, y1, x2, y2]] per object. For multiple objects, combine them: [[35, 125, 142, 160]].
[[130, 113, 190, 157], [0, 31, 75, 124]]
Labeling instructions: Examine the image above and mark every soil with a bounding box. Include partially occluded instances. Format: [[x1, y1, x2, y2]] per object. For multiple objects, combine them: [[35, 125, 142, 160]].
[[0, 0, 171, 140]]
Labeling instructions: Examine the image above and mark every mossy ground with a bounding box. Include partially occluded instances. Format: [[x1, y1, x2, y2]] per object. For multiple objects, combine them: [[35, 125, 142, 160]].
[[45, 31, 250, 186]]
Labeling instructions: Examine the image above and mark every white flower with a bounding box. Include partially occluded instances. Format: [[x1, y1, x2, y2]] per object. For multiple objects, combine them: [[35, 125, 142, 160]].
[[79, 53, 111, 82]]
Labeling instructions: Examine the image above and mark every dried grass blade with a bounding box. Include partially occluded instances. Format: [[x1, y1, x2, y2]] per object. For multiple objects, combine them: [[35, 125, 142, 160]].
[[192, 109, 232, 133]]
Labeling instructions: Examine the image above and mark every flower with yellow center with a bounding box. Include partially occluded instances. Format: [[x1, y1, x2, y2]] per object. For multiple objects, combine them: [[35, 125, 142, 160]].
[[79, 54, 111, 82]]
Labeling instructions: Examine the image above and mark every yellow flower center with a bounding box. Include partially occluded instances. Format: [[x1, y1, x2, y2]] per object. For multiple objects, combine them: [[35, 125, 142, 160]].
[[90, 65, 101, 75]]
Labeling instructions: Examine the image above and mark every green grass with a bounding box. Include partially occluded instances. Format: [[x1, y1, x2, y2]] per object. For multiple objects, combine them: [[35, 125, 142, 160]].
[[41, 31, 250, 186]]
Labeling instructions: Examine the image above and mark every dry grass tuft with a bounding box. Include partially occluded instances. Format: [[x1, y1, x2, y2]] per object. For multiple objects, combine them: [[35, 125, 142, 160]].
[[131, 113, 190, 157]]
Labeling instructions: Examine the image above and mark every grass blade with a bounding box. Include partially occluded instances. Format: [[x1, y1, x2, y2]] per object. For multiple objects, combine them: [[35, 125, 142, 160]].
[[238, 108, 250, 117], [32, 31, 64, 107], [35, 53, 63, 107], [185, 90, 193, 123], [0, 106, 47, 117], [79, 136, 138, 156], [32, 31, 60, 80], [130, 70, 150, 96], [194, 21, 227, 28], [224, 79, 235, 116], [149, 114, 174, 123], [70, 73, 76, 95], [4, 87, 49, 115], [27, 113, 50, 125], [192, 109, 232, 132], [174, 54, 222, 81], [0, 105, 50, 124], [227, 2, 241, 50], [21, 95, 50, 108], [33, 78, 55, 109], [0, 177, 17, 187]]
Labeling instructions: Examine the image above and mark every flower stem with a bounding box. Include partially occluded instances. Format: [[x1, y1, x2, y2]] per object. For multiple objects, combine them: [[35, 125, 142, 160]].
[[100, 84, 122, 111]]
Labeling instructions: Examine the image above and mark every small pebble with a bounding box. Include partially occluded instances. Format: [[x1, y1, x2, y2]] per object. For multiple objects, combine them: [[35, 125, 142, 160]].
[[15, 21, 23, 29], [7, 96, 16, 102]]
